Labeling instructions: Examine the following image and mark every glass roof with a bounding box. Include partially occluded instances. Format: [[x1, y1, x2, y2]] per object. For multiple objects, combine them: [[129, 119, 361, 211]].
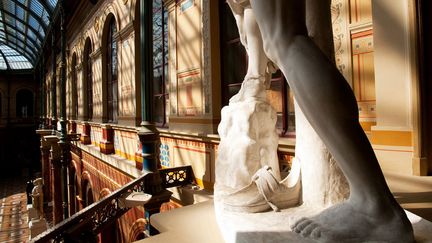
[[0, 0, 58, 70]]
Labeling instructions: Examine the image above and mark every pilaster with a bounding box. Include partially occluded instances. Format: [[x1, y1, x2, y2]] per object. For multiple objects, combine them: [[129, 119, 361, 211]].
[[80, 122, 92, 145], [36, 129, 54, 203], [100, 124, 114, 154], [45, 135, 62, 224]]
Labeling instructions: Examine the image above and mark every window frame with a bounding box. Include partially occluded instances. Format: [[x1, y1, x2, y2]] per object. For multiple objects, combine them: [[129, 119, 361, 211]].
[[106, 17, 118, 123], [151, 0, 169, 127], [83, 38, 93, 121]]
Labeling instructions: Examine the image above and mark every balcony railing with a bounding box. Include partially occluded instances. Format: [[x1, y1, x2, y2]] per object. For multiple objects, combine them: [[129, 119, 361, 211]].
[[31, 165, 195, 242]]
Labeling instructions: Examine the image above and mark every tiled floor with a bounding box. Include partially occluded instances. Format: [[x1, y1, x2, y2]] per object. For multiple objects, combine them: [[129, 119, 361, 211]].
[[0, 176, 29, 243]]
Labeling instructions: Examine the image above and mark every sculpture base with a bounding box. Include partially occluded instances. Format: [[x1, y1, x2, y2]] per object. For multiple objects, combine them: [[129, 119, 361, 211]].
[[142, 200, 432, 243], [29, 218, 47, 239], [215, 200, 432, 243]]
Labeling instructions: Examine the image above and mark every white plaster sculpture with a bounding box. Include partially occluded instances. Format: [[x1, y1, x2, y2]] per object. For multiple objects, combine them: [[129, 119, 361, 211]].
[[247, 0, 414, 242], [216, 0, 347, 215], [31, 178, 44, 219], [296, 0, 349, 207], [215, 0, 301, 213]]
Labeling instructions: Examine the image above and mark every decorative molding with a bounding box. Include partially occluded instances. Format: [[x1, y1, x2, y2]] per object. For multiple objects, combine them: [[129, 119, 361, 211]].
[[201, 0, 211, 114], [163, 0, 176, 8], [118, 22, 135, 40], [94, 16, 100, 33], [331, 0, 352, 84]]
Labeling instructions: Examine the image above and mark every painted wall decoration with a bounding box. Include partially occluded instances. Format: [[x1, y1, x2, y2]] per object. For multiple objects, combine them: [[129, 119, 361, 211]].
[[160, 143, 170, 167], [177, 68, 202, 116]]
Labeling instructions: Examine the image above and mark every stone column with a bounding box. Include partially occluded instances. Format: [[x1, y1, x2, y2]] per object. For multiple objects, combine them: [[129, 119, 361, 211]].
[[51, 30, 57, 131], [139, 0, 160, 172], [36, 130, 53, 203], [46, 135, 62, 224]]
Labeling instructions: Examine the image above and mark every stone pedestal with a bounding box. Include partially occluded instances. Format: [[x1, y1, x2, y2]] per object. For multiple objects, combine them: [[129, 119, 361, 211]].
[[29, 218, 48, 239], [100, 124, 114, 154], [27, 204, 38, 222], [141, 200, 432, 243], [80, 122, 91, 145], [68, 120, 77, 134]]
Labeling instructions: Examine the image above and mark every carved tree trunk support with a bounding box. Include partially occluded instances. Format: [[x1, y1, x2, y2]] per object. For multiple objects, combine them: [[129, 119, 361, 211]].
[[295, 0, 349, 207]]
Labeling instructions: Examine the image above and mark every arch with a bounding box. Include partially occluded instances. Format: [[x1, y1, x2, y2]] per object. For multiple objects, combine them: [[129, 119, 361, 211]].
[[71, 53, 78, 120], [81, 171, 94, 207], [129, 218, 147, 241], [68, 161, 78, 215], [83, 38, 93, 121], [99, 188, 112, 199], [98, 186, 119, 242], [15, 88, 34, 118], [101, 13, 119, 123]]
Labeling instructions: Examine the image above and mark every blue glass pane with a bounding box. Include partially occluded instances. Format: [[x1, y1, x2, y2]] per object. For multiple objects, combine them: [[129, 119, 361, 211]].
[[47, 0, 58, 10], [30, 0, 44, 17], [0, 54, 7, 70], [0, 44, 33, 69], [3, 1, 16, 14], [16, 6, 25, 19]]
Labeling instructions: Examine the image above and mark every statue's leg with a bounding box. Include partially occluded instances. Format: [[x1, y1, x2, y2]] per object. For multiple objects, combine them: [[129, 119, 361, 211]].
[[249, 0, 414, 242], [229, 5, 269, 103]]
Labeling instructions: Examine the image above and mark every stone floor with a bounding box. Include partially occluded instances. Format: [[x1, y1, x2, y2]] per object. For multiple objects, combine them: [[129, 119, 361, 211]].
[[0, 176, 30, 242]]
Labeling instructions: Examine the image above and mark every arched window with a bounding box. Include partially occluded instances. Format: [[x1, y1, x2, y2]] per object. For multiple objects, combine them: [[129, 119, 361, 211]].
[[71, 53, 78, 120], [105, 17, 118, 123], [152, 0, 169, 126], [83, 38, 93, 121], [16, 89, 33, 118]]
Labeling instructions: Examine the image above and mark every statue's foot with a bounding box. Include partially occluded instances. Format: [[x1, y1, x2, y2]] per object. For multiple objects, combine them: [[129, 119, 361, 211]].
[[223, 162, 301, 213], [229, 75, 267, 104], [292, 201, 414, 243]]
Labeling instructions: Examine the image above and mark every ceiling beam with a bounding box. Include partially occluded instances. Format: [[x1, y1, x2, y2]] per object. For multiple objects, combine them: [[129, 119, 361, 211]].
[[0, 49, 11, 69], [39, 0, 53, 16]]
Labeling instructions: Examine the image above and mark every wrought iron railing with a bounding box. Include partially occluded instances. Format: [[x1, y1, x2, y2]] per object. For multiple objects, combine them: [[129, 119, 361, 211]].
[[31, 165, 195, 242], [31, 171, 152, 242], [159, 165, 195, 188]]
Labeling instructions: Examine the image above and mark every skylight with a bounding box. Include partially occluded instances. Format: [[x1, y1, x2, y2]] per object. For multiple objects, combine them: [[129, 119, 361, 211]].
[[0, 0, 58, 70]]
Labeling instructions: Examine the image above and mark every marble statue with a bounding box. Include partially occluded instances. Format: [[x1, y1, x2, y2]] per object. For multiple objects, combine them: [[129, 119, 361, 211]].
[[250, 0, 413, 242], [215, 0, 415, 242], [215, 0, 302, 213], [31, 178, 44, 219]]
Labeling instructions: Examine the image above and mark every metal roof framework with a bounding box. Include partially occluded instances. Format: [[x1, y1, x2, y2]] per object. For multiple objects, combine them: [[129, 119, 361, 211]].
[[0, 0, 58, 70]]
